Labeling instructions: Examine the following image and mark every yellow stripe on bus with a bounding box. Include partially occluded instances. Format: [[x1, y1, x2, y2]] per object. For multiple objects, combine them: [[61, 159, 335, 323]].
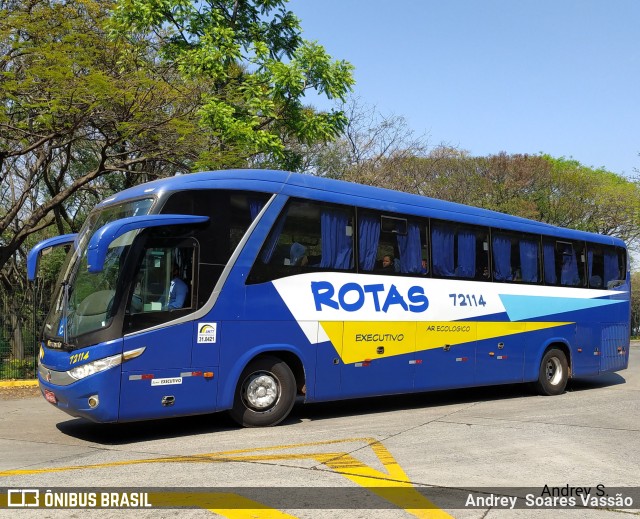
[[322, 321, 572, 364]]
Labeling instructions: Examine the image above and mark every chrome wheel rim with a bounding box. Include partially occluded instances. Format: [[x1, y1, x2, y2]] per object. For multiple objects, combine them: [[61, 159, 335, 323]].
[[243, 372, 280, 411], [545, 357, 563, 386]]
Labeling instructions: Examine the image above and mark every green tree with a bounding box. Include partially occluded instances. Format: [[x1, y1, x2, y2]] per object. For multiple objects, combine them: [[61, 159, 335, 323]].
[[111, 0, 354, 171], [538, 157, 640, 248], [1, 0, 206, 358], [1, 0, 353, 361], [1, 0, 205, 274]]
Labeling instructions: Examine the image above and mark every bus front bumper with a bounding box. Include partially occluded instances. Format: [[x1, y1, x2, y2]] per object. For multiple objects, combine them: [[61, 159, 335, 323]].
[[38, 365, 122, 423]]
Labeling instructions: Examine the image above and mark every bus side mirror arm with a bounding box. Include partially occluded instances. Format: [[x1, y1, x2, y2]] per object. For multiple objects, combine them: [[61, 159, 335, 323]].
[[27, 234, 78, 281], [87, 214, 209, 273]]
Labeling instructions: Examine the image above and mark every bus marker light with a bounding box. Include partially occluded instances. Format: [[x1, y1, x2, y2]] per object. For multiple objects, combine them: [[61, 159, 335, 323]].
[[180, 371, 204, 377], [489, 352, 495, 356], [497, 355, 508, 360], [577, 348, 583, 353], [129, 374, 160, 381], [204, 372, 214, 379], [456, 357, 468, 362]]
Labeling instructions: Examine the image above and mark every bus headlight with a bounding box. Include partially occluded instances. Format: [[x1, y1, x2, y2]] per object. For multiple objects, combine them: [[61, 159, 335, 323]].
[[67, 354, 122, 381]]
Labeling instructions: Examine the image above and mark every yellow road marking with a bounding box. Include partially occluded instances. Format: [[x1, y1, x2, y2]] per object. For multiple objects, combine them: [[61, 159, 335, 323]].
[[1, 437, 453, 518]]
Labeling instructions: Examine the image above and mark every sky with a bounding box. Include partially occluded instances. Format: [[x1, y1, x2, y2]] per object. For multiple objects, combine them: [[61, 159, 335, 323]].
[[288, 0, 640, 177]]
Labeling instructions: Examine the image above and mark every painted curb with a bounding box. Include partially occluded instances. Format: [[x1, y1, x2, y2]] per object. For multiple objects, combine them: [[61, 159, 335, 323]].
[[0, 380, 38, 388]]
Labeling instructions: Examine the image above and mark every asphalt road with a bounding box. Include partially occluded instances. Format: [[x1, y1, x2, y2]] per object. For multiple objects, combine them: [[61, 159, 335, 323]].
[[0, 343, 638, 518]]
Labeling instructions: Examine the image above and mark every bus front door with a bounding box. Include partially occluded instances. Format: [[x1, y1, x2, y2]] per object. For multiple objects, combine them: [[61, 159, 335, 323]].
[[118, 322, 216, 421]]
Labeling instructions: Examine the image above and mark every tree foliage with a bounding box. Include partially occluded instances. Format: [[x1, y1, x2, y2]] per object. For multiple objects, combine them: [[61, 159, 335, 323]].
[[540, 157, 640, 242], [111, 0, 354, 171], [0, 0, 207, 287], [385, 153, 640, 251], [0, 0, 353, 360], [300, 97, 430, 180], [0, 0, 354, 282]]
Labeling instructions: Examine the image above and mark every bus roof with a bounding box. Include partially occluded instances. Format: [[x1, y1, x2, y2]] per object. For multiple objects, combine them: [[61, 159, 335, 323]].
[[96, 169, 626, 248]]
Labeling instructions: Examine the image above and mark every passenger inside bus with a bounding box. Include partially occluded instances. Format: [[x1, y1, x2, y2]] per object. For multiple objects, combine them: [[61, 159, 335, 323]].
[[375, 254, 396, 273]]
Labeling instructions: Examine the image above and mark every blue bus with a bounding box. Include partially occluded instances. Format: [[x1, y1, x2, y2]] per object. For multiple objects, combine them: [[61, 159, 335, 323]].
[[28, 170, 630, 427]]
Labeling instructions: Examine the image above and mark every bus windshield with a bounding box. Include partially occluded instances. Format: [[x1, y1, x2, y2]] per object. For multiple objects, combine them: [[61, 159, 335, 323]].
[[43, 198, 155, 345]]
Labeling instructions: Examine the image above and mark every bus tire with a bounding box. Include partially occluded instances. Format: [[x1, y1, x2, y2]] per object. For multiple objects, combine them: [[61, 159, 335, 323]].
[[229, 356, 296, 427], [534, 348, 568, 396]]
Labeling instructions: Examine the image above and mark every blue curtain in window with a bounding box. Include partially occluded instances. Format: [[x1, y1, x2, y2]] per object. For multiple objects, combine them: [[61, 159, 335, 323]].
[[492, 235, 512, 281], [397, 221, 422, 274], [358, 214, 380, 271], [249, 199, 264, 220], [560, 245, 580, 286], [456, 231, 476, 278], [519, 240, 539, 282], [320, 209, 353, 269], [543, 242, 557, 284], [604, 250, 619, 286], [432, 225, 454, 277], [260, 206, 289, 264]]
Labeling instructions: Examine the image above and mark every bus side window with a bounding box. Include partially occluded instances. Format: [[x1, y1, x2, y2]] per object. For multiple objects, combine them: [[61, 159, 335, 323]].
[[492, 231, 540, 283], [590, 245, 627, 289], [431, 221, 487, 280], [543, 240, 557, 285], [587, 245, 605, 288], [610, 247, 627, 288], [376, 215, 404, 275], [557, 241, 586, 287], [359, 212, 427, 276], [248, 200, 354, 283], [392, 218, 423, 275], [432, 224, 454, 277]]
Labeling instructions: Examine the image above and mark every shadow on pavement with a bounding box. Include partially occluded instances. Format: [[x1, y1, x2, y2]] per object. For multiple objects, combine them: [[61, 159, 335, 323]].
[[56, 371, 626, 445]]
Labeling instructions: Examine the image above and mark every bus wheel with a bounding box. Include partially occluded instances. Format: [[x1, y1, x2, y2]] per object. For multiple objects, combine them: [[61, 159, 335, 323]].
[[534, 348, 568, 396], [229, 356, 296, 427]]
